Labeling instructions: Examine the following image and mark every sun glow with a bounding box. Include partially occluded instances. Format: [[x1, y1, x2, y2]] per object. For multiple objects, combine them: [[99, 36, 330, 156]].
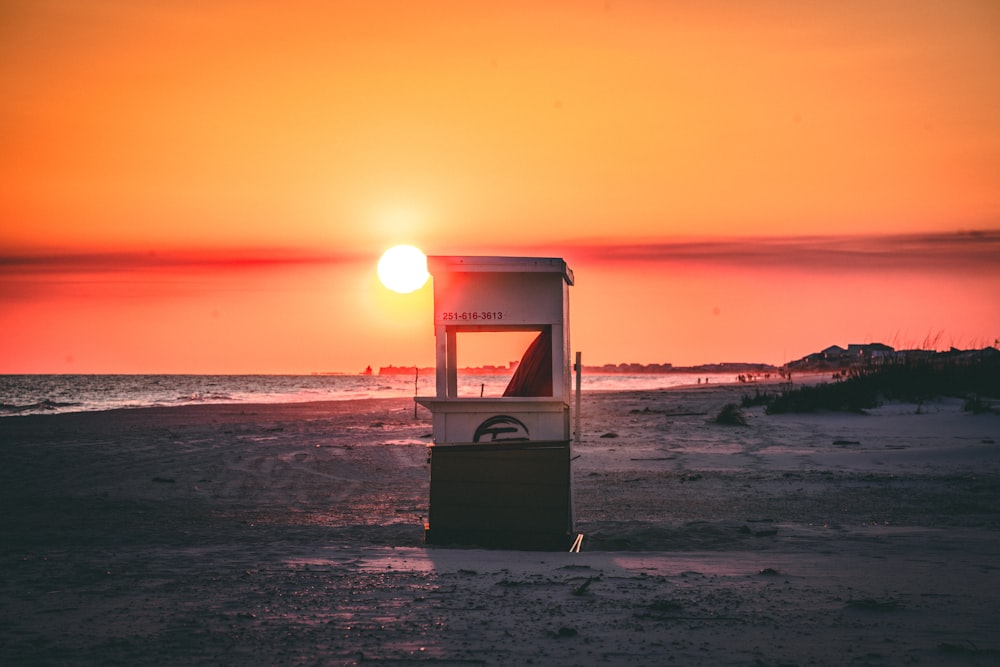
[[377, 245, 430, 294]]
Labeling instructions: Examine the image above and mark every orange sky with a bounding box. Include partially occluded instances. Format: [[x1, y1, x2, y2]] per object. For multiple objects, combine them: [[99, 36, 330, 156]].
[[2, 1, 998, 373]]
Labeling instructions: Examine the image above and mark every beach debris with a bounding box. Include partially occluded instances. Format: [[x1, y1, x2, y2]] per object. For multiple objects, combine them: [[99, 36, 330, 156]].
[[833, 439, 861, 446], [712, 403, 749, 426], [600, 432, 618, 438], [151, 476, 176, 484], [496, 578, 528, 588], [548, 626, 578, 638], [758, 567, 781, 576], [571, 575, 596, 596]]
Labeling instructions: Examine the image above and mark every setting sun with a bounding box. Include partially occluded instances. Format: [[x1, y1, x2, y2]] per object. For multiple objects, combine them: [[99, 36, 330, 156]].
[[377, 245, 430, 294]]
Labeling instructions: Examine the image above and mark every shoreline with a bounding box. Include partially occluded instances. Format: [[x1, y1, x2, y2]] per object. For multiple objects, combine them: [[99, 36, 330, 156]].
[[0, 396, 419, 425], [0, 371, 835, 420]]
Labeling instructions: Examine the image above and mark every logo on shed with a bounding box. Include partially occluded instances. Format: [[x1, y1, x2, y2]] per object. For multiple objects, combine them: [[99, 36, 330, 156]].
[[473, 415, 530, 442]]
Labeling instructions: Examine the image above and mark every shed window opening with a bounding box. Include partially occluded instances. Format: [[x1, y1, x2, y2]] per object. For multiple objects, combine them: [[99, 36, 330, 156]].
[[453, 329, 551, 397]]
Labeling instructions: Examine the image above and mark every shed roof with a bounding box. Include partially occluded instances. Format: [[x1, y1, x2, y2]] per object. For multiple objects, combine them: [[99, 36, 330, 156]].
[[427, 256, 574, 285]]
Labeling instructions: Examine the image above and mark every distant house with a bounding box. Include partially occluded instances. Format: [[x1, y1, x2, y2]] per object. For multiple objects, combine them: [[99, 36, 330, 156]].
[[870, 344, 895, 365], [847, 343, 893, 359], [844, 343, 894, 365], [895, 349, 935, 363], [787, 343, 998, 373], [821, 345, 847, 360], [787, 342, 896, 370]]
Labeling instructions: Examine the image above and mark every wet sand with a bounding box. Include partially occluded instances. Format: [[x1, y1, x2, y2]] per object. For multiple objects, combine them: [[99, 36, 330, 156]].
[[1, 385, 998, 665]]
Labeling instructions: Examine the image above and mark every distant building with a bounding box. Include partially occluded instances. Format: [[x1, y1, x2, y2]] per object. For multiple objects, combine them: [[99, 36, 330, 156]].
[[847, 342, 893, 361], [821, 345, 847, 361], [787, 343, 896, 370]]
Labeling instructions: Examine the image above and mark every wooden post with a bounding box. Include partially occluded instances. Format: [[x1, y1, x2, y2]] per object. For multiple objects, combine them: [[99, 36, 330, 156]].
[[574, 351, 582, 444]]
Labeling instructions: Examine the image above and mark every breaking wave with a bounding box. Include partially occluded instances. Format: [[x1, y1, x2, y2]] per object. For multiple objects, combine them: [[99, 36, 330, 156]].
[[0, 399, 82, 415]]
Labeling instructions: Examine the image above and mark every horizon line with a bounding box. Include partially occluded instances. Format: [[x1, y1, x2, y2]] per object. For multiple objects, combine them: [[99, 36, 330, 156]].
[[2, 229, 999, 275]]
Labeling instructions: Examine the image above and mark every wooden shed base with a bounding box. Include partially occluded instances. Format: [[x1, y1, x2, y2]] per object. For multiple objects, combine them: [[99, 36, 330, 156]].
[[425, 441, 573, 551]]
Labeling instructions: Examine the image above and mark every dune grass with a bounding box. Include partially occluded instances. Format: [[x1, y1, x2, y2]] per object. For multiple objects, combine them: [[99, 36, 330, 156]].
[[744, 351, 1000, 414]]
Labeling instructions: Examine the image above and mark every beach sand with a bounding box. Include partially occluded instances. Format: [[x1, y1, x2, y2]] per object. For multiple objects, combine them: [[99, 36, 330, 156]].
[[1, 384, 998, 666]]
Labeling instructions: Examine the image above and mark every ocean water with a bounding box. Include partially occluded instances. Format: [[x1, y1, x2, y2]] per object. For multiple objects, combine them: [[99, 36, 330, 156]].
[[0, 372, 740, 416]]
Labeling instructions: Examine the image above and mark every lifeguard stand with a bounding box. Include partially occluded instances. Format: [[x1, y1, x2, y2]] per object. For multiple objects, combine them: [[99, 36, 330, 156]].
[[416, 256, 575, 549]]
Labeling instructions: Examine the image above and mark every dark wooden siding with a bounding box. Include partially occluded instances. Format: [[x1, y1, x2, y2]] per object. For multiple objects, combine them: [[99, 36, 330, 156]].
[[426, 441, 573, 550]]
